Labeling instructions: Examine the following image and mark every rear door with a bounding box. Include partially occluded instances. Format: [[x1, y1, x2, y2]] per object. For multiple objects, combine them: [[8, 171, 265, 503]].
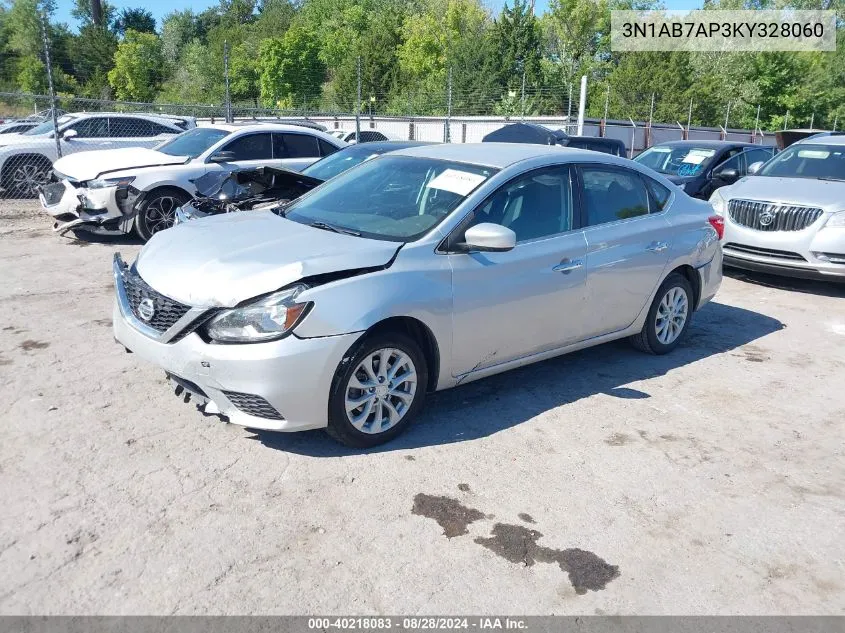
[[448, 165, 588, 376], [577, 164, 674, 338], [272, 132, 324, 171]]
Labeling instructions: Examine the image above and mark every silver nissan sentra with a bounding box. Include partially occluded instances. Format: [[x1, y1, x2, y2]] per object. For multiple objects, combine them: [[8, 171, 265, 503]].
[[113, 143, 723, 447]]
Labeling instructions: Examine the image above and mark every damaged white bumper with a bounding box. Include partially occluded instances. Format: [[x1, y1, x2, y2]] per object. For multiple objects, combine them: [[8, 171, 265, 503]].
[[40, 180, 137, 236]]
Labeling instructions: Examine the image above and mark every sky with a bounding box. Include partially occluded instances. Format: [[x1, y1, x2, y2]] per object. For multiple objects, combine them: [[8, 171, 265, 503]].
[[54, 0, 705, 32]]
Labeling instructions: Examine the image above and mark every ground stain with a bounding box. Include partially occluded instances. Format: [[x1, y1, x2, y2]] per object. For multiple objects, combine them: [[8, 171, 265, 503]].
[[412, 493, 484, 538], [474, 523, 620, 594], [0, 354, 11, 366], [68, 240, 91, 248], [19, 340, 49, 351], [404, 455, 415, 461], [91, 318, 112, 327], [518, 513, 535, 524], [604, 432, 631, 446], [733, 345, 770, 363], [457, 483, 470, 492]]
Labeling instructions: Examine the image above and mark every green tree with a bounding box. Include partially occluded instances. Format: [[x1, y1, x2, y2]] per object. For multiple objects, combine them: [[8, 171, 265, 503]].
[[258, 26, 325, 108], [492, 0, 543, 90], [113, 8, 156, 36], [68, 24, 118, 97], [108, 29, 164, 101]]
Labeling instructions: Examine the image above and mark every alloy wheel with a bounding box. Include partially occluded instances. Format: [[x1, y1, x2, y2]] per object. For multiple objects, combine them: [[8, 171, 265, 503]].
[[12, 163, 49, 197], [344, 347, 418, 434], [654, 286, 689, 345], [143, 196, 181, 236]]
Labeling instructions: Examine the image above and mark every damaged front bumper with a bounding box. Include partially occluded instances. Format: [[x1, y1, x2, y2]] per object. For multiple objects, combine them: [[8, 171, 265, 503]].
[[40, 180, 140, 236]]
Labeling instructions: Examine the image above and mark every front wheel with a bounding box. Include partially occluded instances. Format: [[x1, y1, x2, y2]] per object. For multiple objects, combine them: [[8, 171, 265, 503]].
[[630, 272, 694, 355], [326, 332, 428, 448], [6, 157, 52, 198], [134, 189, 190, 242]]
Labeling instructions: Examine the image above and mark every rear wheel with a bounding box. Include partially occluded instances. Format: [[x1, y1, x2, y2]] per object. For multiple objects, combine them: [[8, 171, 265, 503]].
[[326, 332, 428, 448], [134, 189, 190, 242], [630, 272, 694, 355]]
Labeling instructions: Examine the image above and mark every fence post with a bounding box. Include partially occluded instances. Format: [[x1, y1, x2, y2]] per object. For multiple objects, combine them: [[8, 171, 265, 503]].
[[809, 112, 814, 129], [224, 41, 233, 123], [784, 110, 789, 130], [723, 100, 732, 135], [686, 98, 692, 140], [40, 11, 61, 159], [753, 105, 760, 143], [576, 75, 587, 136], [628, 118, 637, 159], [520, 70, 526, 121], [445, 66, 452, 143], [567, 82, 573, 134], [600, 85, 609, 137], [355, 56, 361, 143], [834, 115, 838, 132], [646, 92, 655, 148]]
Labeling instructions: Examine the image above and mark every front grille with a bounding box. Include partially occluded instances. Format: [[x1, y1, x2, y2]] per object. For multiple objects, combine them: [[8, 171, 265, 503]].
[[728, 199, 823, 232], [122, 268, 191, 333], [724, 243, 806, 261], [40, 182, 66, 206], [222, 391, 284, 420]]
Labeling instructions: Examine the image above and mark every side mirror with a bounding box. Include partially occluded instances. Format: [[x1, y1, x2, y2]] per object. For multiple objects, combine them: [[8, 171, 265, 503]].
[[713, 167, 739, 183], [61, 128, 78, 140], [209, 151, 237, 163], [747, 161, 764, 175], [459, 223, 516, 253]]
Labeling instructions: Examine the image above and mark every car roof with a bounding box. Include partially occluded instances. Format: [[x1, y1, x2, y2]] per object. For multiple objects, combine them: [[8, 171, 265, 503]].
[[795, 135, 845, 146], [391, 142, 598, 168], [649, 140, 759, 149], [199, 122, 333, 134], [343, 140, 433, 152]]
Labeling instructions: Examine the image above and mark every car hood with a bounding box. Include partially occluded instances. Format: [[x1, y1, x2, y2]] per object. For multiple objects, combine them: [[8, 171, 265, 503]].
[[136, 211, 400, 307], [719, 176, 845, 212], [53, 148, 188, 181]]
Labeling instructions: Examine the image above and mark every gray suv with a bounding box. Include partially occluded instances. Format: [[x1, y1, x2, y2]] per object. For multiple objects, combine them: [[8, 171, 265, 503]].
[[711, 136, 845, 281]]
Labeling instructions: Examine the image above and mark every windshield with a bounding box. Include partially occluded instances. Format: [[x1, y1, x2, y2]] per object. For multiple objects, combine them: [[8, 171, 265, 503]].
[[635, 145, 717, 177], [302, 145, 384, 181], [758, 143, 845, 181], [155, 127, 231, 157], [283, 155, 497, 242], [23, 114, 77, 136]]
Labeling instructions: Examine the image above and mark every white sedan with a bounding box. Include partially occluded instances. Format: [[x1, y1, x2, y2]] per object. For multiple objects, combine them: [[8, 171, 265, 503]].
[[41, 123, 346, 241]]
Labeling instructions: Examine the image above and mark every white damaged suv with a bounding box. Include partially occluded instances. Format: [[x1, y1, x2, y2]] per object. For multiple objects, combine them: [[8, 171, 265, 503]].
[[41, 123, 345, 241], [710, 135, 845, 282]]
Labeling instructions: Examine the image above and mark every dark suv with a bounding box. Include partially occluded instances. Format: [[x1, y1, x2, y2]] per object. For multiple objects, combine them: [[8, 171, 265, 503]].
[[634, 140, 776, 199]]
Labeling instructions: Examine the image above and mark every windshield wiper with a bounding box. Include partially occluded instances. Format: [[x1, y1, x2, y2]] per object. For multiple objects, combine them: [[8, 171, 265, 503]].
[[815, 176, 845, 182], [308, 221, 361, 236]]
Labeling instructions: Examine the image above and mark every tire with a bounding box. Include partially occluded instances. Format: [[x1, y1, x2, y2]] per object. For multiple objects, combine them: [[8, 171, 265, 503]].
[[134, 189, 190, 242], [326, 332, 428, 448], [4, 156, 52, 198], [630, 272, 694, 355]]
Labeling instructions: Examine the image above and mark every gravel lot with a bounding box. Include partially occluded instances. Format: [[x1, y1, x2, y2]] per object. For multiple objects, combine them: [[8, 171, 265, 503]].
[[1, 200, 844, 615]]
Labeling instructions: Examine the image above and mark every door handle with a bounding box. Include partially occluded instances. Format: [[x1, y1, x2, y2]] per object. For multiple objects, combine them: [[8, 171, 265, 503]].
[[647, 241, 669, 253], [552, 259, 583, 274]]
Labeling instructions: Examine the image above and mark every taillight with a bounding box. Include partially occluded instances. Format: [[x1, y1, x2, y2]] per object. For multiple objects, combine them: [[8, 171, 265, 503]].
[[708, 215, 725, 240]]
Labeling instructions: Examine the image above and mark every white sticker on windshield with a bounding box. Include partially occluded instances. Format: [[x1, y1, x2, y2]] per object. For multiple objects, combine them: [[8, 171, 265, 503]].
[[428, 169, 487, 196], [797, 150, 830, 159], [683, 149, 716, 164]]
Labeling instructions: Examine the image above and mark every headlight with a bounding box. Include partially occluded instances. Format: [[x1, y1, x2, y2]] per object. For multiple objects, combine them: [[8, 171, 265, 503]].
[[205, 284, 311, 343], [709, 190, 726, 215], [825, 211, 845, 228], [87, 175, 135, 189]]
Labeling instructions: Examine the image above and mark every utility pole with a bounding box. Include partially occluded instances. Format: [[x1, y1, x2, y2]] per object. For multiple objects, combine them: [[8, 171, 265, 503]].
[[223, 41, 232, 123], [40, 11, 61, 159], [445, 67, 453, 142], [355, 56, 361, 143], [576, 75, 587, 136], [520, 70, 526, 121]]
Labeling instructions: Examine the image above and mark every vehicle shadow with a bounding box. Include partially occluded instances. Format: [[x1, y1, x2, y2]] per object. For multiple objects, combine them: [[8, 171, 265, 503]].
[[249, 301, 784, 457], [62, 230, 142, 246], [725, 267, 845, 298]]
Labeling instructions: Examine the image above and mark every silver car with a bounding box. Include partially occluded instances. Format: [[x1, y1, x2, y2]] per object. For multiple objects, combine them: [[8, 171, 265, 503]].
[[711, 135, 845, 281], [113, 143, 723, 447]]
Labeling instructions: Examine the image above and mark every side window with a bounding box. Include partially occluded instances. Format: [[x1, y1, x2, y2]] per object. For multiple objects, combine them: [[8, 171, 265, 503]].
[[149, 122, 178, 135], [713, 152, 744, 175], [318, 138, 339, 157], [110, 118, 153, 137], [69, 117, 109, 138], [743, 147, 774, 171], [580, 166, 650, 226], [467, 167, 573, 243], [220, 133, 273, 161], [273, 133, 319, 159], [359, 131, 387, 143], [642, 175, 672, 211]]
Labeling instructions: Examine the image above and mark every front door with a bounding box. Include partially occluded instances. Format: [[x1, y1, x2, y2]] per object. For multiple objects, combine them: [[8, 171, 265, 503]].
[[577, 164, 674, 338], [449, 166, 588, 377]]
